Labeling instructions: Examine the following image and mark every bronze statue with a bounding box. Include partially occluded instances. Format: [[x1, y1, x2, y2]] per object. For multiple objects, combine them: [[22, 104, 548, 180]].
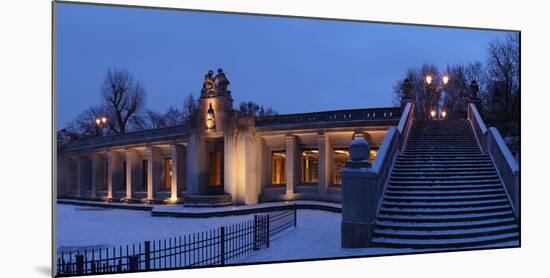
[[470, 80, 479, 99], [201, 70, 216, 96], [214, 68, 230, 94], [402, 78, 412, 99]]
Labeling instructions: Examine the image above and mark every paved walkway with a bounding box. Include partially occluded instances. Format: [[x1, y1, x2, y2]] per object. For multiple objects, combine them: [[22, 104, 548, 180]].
[[57, 198, 341, 218]]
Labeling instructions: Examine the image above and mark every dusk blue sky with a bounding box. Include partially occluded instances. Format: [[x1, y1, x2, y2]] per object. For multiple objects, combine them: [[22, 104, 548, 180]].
[[55, 3, 512, 128]]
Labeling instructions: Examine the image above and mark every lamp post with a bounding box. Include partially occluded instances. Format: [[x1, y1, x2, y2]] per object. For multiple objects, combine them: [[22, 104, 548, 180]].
[[425, 74, 449, 120], [95, 116, 107, 136]]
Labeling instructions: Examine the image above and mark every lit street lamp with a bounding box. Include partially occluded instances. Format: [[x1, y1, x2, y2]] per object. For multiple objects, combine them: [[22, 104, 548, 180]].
[[425, 74, 450, 120], [95, 116, 107, 136]]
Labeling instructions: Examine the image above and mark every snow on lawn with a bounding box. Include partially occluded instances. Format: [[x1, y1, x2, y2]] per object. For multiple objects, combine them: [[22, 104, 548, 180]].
[[56, 205, 518, 262], [56, 204, 252, 252]]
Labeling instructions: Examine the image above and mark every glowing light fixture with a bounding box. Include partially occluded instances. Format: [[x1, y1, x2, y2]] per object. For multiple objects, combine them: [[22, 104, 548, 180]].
[[430, 110, 436, 118], [442, 111, 447, 118], [425, 75, 433, 85], [95, 118, 101, 125], [206, 103, 215, 129], [442, 75, 449, 85], [101, 117, 107, 124]]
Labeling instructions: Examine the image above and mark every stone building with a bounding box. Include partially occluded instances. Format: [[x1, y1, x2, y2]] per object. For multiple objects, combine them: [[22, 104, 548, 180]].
[[56, 69, 401, 206]]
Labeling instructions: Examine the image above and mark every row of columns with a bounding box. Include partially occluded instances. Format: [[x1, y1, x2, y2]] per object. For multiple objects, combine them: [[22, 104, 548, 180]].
[[283, 132, 365, 197], [59, 144, 186, 202]]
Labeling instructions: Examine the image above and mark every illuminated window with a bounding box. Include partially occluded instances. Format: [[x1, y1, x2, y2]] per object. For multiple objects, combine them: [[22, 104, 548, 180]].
[[301, 148, 319, 183], [142, 159, 148, 191], [164, 158, 172, 190], [333, 148, 349, 185], [208, 151, 222, 186], [271, 151, 286, 185]]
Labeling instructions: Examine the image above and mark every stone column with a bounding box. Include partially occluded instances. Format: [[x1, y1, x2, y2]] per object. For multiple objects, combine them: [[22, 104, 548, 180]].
[[90, 153, 104, 198], [107, 151, 122, 199], [317, 133, 330, 195], [170, 144, 185, 201], [243, 131, 259, 205], [285, 135, 296, 196], [146, 146, 162, 201], [256, 137, 268, 198], [76, 155, 89, 197], [187, 133, 206, 197], [341, 138, 378, 248], [67, 157, 77, 195], [125, 149, 140, 200]]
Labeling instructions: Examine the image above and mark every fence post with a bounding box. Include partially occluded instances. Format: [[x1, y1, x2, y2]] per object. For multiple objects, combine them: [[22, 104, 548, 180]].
[[75, 254, 84, 275], [253, 215, 259, 251], [266, 215, 270, 248], [128, 255, 139, 271], [220, 226, 225, 266], [144, 241, 151, 270], [294, 204, 297, 227]]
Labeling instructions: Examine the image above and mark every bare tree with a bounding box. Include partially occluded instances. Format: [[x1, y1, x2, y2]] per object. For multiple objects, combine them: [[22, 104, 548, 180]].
[[392, 64, 440, 119], [182, 94, 198, 128], [100, 69, 146, 134], [238, 101, 277, 116], [486, 33, 520, 115], [164, 106, 185, 126]]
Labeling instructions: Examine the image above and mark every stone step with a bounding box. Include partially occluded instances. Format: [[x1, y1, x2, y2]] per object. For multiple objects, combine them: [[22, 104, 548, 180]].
[[379, 204, 511, 215], [403, 149, 481, 153], [388, 179, 501, 186], [398, 154, 489, 158], [381, 198, 511, 209], [375, 217, 517, 230], [393, 164, 495, 169], [389, 174, 499, 181], [403, 151, 482, 155], [377, 210, 514, 223], [385, 188, 504, 197], [373, 224, 518, 239], [387, 184, 502, 191], [370, 232, 519, 248], [391, 171, 497, 177], [383, 193, 508, 203], [394, 161, 491, 166]]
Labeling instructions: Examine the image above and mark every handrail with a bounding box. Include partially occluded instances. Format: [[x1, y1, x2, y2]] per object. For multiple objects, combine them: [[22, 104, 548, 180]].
[[467, 103, 520, 218], [468, 103, 488, 150]]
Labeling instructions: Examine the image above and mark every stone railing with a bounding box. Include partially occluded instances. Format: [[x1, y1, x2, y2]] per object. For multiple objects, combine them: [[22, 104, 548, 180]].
[[467, 103, 520, 218], [341, 102, 414, 248], [62, 125, 188, 153], [255, 107, 401, 127]]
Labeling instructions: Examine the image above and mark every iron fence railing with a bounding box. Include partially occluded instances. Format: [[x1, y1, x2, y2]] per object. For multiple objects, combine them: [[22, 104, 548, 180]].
[[62, 125, 187, 152], [255, 107, 401, 127], [56, 208, 297, 276]]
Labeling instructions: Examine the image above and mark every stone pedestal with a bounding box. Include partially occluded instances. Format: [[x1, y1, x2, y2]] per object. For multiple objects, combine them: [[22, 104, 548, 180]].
[[341, 138, 378, 248]]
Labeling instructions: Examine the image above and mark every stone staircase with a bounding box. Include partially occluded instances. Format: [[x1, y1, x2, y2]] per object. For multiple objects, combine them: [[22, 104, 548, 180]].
[[371, 120, 519, 249]]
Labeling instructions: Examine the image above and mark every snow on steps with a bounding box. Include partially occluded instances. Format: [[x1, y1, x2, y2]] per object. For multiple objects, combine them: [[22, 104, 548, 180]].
[[371, 120, 519, 249]]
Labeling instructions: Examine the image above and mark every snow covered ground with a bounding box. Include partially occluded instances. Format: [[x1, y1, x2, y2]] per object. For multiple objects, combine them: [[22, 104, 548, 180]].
[[56, 204, 517, 263], [56, 204, 252, 252], [233, 209, 415, 263]]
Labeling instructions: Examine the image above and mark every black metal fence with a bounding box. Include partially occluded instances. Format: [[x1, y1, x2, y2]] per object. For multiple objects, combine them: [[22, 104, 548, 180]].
[[56, 208, 297, 277]]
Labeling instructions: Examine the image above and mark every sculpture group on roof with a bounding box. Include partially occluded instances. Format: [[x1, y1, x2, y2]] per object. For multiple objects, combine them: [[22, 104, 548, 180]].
[[201, 68, 230, 97]]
